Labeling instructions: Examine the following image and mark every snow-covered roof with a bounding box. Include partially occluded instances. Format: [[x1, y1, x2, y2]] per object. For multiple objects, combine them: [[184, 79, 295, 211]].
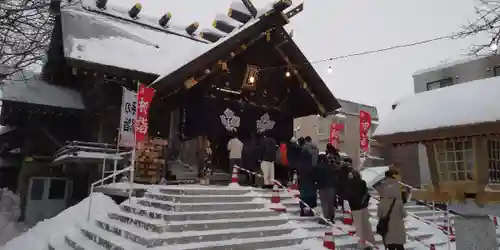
[[373, 76, 500, 142], [0, 74, 85, 110], [60, 0, 293, 77], [60, 6, 211, 76], [412, 55, 488, 76]]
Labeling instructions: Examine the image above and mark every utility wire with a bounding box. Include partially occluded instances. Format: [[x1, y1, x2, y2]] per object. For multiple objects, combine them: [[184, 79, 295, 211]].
[[260, 26, 499, 71]]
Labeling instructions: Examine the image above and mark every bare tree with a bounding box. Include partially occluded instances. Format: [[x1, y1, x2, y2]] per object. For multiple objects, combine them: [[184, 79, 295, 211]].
[[0, 0, 52, 78], [460, 0, 500, 55]]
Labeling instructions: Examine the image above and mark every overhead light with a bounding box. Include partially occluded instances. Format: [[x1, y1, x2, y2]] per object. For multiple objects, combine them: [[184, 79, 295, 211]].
[[285, 71, 291, 77], [249, 76, 255, 83], [491, 43, 498, 51], [327, 66, 333, 74]]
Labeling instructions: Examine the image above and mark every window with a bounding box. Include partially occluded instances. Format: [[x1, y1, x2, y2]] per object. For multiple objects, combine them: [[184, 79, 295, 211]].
[[315, 117, 326, 136], [434, 138, 474, 182], [426, 78, 453, 91], [494, 66, 500, 77], [488, 139, 500, 183], [48, 179, 66, 199]]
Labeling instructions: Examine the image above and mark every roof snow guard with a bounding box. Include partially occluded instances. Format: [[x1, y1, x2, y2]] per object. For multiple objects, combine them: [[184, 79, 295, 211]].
[[59, 0, 303, 82], [373, 76, 500, 144]]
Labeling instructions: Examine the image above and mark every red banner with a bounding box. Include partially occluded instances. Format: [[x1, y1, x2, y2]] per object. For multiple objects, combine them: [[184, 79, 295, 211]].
[[135, 84, 155, 144], [328, 123, 345, 149], [359, 110, 372, 152]]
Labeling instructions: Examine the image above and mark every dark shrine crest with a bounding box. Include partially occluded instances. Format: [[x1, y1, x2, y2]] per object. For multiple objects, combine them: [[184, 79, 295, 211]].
[[242, 64, 260, 90]]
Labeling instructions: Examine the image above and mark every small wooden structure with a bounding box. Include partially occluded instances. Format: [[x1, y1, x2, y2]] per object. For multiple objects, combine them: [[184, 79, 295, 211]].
[[373, 76, 500, 204], [135, 137, 168, 184]]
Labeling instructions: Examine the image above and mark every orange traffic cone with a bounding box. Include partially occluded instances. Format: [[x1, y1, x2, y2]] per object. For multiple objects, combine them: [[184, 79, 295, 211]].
[[323, 231, 335, 249], [429, 244, 436, 250], [230, 165, 239, 184], [270, 183, 286, 213], [343, 210, 353, 225]]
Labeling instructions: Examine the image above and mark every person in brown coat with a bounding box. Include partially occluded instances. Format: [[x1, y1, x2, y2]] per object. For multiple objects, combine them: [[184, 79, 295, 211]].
[[376, 170, 408, 250]]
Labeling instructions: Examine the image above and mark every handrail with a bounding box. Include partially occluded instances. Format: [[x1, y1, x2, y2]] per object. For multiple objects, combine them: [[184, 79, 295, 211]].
[[369, 192, 454, 238], [87, 165, 134, 220], [234, 165, 382, 249], [234, 164, 438, 249], [362, 166, 453, 247]]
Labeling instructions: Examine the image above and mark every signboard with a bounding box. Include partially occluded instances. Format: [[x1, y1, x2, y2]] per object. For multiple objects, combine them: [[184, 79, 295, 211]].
[[118, 87, 137, 147]]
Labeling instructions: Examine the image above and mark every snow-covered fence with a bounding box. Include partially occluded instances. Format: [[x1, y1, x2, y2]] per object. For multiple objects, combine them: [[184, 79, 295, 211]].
[[88, 150, 135, 221]]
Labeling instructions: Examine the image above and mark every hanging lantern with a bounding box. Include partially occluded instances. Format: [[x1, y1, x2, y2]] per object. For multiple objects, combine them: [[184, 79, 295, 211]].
[[227, 8, 251, 23], [212, 20, 236, 33], [128, 3, 142, 19], [185, 22, 199, 36], [200, 31, 223, 43], [158, 12, 172, 27], [96, 0, 107, 9]]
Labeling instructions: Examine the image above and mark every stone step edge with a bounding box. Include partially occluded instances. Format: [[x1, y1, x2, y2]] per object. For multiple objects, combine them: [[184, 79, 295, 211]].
[[96, 216, 331, 247]]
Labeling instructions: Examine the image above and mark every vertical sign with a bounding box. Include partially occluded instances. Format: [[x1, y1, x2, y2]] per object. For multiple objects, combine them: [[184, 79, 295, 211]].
[[359, 110, 372, 152], [118, 87, 137, 147], [135, 83, 155, 144], [328, 123, 344, 149]]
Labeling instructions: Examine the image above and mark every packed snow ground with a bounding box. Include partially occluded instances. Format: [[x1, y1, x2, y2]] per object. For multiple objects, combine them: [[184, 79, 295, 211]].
[[1, 193, 115, 250], [0, 188, 25, 246]]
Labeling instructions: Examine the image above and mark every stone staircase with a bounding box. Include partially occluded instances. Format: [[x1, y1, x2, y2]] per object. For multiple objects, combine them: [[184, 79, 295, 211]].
[[47, 184, 454, 250]]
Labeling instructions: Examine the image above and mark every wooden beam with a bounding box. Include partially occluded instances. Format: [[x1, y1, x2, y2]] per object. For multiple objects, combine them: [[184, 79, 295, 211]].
[[240, 0, 258, 17]]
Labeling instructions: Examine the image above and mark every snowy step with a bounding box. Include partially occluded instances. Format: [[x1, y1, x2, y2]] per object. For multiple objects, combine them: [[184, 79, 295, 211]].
[[145, 191, 296, 204], [167, 234, 310, 250], [64, 229, 106, 250], [48, 234, 75, 250], [145, 192, 256, 203], [122, 201, 278, 221], [137, 197, 265, 212], [81, 224, 147, 250], [158, 186, 253, 196], [97, 215, 326, 247], [108, 209, 317, 232], [410, 210, 446, 217]]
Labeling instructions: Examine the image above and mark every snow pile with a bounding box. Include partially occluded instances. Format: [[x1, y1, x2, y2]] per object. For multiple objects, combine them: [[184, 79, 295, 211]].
[[374, 76, 500, 137], [0, 188, 25, 246], [360, 166, 389, 188], [2, 193, 117, 250]]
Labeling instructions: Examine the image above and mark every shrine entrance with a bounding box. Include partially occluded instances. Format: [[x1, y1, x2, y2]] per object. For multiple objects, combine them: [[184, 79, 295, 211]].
[[150, 4, 341, 179]]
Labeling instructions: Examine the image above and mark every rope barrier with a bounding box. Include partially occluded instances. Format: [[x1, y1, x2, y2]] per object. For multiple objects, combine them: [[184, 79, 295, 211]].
[[233, 165, 380, 249], [232, 164, 450, 249]]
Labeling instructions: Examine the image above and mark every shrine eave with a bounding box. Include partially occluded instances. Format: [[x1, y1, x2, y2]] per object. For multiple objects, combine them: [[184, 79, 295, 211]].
[[149, 10, 288, 95], [67, 57, 159, 84]]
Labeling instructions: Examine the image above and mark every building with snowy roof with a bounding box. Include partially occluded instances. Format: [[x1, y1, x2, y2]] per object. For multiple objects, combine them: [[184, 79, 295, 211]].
[[374, 75, 500, 202], [0, 0, 340, 225], [386, 54, 500, 188]]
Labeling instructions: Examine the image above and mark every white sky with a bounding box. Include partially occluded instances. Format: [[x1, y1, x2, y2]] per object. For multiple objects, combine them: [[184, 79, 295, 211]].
[[108, 0, 487, 119]]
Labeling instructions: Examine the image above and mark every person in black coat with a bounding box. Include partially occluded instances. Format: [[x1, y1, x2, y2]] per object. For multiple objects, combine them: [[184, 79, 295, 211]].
[[296, 137, 317, 216], [314, 144, 341, 223], [345, 169, 375, 249], [337, 157, 353, 211], [287, 138, 301, 177], [242, 136, 259, 186], [260, 135, 277, 188]]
